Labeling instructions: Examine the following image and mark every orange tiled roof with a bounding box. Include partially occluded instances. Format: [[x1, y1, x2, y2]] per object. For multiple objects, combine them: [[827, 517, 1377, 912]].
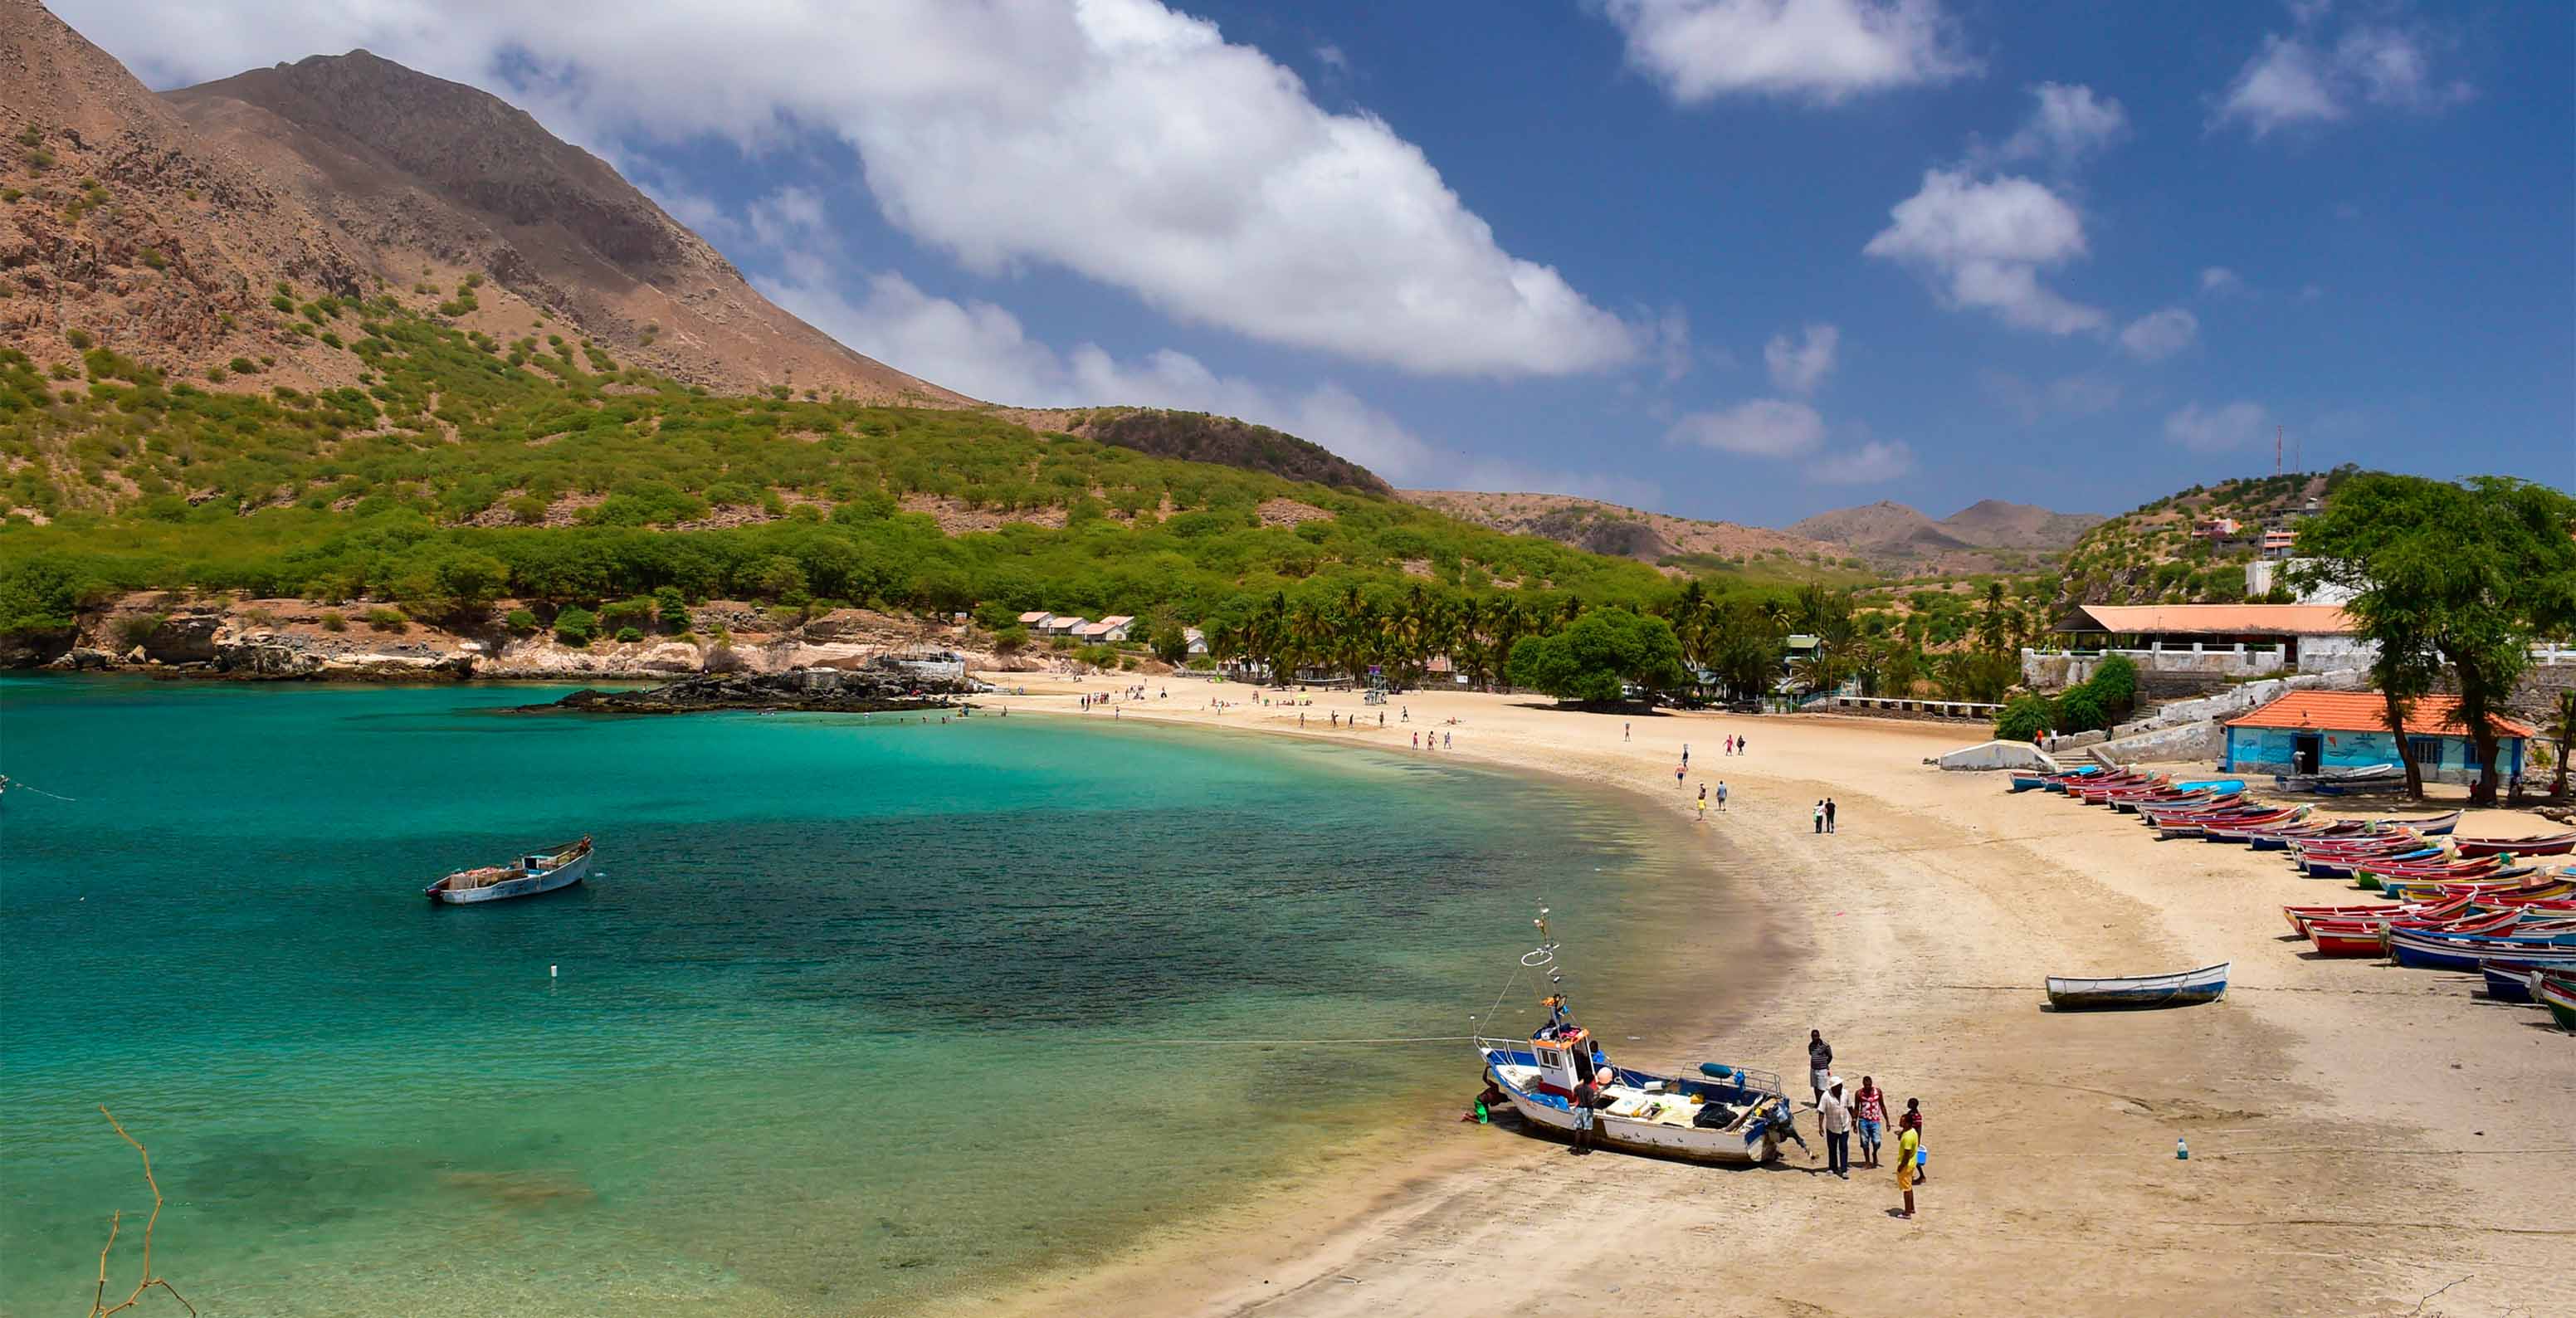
[[2077, 603, 2354, 636], [2225, 691, 2535, 739]]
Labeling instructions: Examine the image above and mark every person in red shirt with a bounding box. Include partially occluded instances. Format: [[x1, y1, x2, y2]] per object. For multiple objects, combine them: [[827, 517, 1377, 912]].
[[1854, 1076, 1888, 1168]]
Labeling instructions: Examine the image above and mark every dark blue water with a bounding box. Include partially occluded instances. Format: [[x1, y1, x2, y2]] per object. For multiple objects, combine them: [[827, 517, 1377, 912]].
[[0, 676, 1684, 1316]]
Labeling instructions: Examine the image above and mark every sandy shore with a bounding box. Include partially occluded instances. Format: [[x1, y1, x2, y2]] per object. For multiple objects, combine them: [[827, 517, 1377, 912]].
[[959, 675, 2573, 1318]]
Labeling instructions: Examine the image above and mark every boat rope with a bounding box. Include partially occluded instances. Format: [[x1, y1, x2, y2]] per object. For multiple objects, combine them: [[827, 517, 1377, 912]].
[[2, 777, 76, 801]]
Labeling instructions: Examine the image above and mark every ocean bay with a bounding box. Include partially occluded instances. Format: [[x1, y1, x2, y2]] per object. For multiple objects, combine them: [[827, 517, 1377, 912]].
[[0, 677, 1690, 1315]]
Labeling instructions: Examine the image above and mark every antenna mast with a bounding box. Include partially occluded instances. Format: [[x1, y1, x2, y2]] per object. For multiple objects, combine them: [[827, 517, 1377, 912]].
[[2275, 424, 2282, 476]]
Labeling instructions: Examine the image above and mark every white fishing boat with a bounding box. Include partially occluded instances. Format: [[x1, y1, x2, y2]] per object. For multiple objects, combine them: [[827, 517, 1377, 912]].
[[1476, 910, 1801, 1164], [423, 837, 593, 904]]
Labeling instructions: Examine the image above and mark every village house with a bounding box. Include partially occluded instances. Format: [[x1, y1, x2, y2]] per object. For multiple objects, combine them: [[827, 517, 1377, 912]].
[[2220, 691, 2533, 788], [1016, 610, 1054, 628], [1042, 616, 1088, 638], [1076, 615, 1134, 643], [1182, 627, 1208, 657], [2025, 603, 2374, 693]]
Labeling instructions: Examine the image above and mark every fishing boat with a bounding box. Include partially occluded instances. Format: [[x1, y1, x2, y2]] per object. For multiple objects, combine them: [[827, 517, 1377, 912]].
[[2044, 962, 2229, 1010], [2272, 764, 2405, 794], [423, 837, 594, 905], [2385, 926, 2576, 972], [1476, 911, 1802, 1164], [2539, 974, 2576, 1030], [2479, 959, 2553, 1003], [2455, 831, 2576, 859]]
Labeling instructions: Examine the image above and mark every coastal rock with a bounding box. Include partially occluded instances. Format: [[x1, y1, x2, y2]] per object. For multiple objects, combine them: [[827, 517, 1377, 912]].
[[531, 664, 968, 715]]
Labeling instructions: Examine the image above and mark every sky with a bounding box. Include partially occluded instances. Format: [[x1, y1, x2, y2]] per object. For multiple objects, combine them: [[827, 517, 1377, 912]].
[[56, 0, 2576, 524]]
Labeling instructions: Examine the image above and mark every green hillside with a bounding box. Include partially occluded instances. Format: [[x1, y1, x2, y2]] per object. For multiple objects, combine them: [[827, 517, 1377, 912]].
[[0, 293, 1678, 646], [2051, 467, 2362, 608]]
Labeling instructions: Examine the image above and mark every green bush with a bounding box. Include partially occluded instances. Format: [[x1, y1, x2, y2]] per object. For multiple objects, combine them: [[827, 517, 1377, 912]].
[[655, 585, 691, 632], [113, 613, 163, 648], [63, 329, 92, 350], [1994, 693, 2054, 743], [615, 626, 645, 643], [2086, 653, 2138, 720], [1505, 609, 1686, 703], [362, 606, 408, 631], [2056, 686, 2107, 733], [505, 608, 539, 632], [320, 610, 348, 632], [554, 606, 598, 646], [993, 623, 1029, 652]]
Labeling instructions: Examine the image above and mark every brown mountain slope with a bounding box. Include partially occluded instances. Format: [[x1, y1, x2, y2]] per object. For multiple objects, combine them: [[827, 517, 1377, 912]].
[[0, 0, 371, 376], [995, 406, 1393, 495], [163, 50, 962, 404], [1788, 500, 1972, 554], [1939, 498, 2105, 549], [1400, 491, 1843, 567]]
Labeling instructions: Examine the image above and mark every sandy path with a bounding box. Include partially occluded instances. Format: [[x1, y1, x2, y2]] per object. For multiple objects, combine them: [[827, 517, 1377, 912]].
[[961, 677, 2574, 1318]]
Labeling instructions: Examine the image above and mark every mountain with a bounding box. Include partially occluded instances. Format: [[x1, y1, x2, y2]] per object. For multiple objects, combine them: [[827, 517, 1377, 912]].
[[1788, 500, 1971, 554], [1398, 491, 1859, 578], [2053, 468, 2356, 608], [1001, 407, 1393, 495], [1939, 499, 2108, 550]]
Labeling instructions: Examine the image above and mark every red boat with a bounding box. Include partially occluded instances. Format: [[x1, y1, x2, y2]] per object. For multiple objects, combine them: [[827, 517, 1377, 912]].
[[2453, 831, 2576, 859], [2282, 893, 2473, 935]]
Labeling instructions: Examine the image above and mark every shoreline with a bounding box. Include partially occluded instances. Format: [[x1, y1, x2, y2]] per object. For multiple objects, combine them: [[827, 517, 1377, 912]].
[[954, 677, 2575, 1318]]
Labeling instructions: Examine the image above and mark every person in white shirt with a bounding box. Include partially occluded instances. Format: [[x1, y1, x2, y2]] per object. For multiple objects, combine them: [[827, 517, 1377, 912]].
[[1818, 1078, 1854, 1179]]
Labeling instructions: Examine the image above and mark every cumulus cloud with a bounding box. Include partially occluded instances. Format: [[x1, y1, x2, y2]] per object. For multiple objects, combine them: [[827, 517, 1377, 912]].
[[2199, 266, 2244, 295], [1811, 439, 1915, 485], [1862, 168, 2104, 334], [63, 0, 1637, 378], [1599, 0, 1976, 105], [2213, 8, 2471, 138], [1666, 398, 1827, 456], [1981, 370, 2121, 425], [2164, 401, 2271, 452], [1763, 324, 1839, 394], [2117, 307, 2199, 361], [1998, 82, 2128, 168]]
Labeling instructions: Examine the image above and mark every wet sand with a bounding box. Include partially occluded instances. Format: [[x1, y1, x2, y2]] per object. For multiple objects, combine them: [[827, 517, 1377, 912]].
[[961, 677, 2574, 1318]]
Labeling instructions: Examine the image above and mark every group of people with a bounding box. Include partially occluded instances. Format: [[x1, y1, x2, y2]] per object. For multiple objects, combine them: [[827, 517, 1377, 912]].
[[1694, 779, 1728, 821], [1808, 1030, 1927, 1217], [1811, 798, 1839, 833]]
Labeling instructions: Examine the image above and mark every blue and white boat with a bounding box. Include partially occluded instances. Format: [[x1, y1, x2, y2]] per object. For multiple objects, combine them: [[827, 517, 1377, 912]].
[[1475, 911, 1799, 1164], [424, 837, 593, 904], [2044, 961, 2230, 1010]]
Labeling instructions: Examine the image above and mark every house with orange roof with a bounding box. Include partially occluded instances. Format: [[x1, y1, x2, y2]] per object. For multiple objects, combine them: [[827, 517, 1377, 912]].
[[2221, 691, 2533, 788]]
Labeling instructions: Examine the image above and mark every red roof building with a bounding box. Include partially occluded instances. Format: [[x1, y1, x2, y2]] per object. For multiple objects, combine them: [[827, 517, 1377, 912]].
[[2222, 691, 2534, 785], [2224, 691, 2534, 739]]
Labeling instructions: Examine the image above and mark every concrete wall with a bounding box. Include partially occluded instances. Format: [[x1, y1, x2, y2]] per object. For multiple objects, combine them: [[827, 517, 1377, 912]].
[[2297, 635, 2377, 674]]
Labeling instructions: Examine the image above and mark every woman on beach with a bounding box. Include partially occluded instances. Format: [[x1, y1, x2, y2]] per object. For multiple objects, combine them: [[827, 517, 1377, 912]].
[[1854, 1076, 1886, 1168], [1895, 1123, 1919, 1218]]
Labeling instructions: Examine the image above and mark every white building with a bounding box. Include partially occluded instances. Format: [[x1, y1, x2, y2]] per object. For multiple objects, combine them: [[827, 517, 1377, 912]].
[[2244, 559, 2355, 605], [1183, 626, 1208, 656]]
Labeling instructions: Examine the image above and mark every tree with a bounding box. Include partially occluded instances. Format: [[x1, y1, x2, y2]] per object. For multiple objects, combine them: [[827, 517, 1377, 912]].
[[1147, 622, 1188, 665], [1505, 608, 1686, 705], [2554, 688, 2576, 798], [2294, 476, 2576, 804]]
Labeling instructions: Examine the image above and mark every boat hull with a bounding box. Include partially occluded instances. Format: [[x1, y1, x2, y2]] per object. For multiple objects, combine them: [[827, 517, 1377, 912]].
[[428, 852, 591, 905], [1480, 1051, 1783, 1165], [2045, 962, 2229, 1010]]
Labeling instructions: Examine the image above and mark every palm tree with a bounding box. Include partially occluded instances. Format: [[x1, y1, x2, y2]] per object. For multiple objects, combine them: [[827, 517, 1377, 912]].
[[1978, 580, 2009, 656]]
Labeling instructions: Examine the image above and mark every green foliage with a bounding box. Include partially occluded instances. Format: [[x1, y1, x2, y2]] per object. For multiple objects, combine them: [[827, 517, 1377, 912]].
[[1147, 621, 1188, 664], [2056, 685, 2105, 733], [361, 605, 407, 630], [1994, 693, 2053, 743], [993, 623, 1030, 652], [2086, 652, 2137, 720], [62, 329, 92, 350], [320, 610, 347, 632], [553, 606, 598, 645], [113, 613, 163, 648], [505, 608, 539, 632], [1505, 608, 1686, 704], [615, 626, 645, 643], [139, 248, 168, 271], [654, 585, 690, 632]]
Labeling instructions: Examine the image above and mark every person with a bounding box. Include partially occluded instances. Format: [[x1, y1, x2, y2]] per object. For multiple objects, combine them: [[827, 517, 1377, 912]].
[[1443, 731, 1452, 750], [1681, 744, 1690, 768], [1412, 731, 1421, 749], [1739, 735, 1749, 756], [1676, 764, 1688, 788], [1624, 721, 1631, 741], [1819, 1079, 1852, 1179], [1378, 711, 1385, 726], [1298, 712, 1305, 727], [1695, 791, 1707, 823], [1465, 1077, 1506, 1124], [1807, 1030, 1832, 1105], [1725, 734, 1734, 756], [1899, 1098, 1927, 1182], [1402, 705, 1409, 721], [1813, 800, 1825, 834], [1854, 1076, 1887, 1169], [1826, 797, 1838, 834], [1715, 779, 1729, 810], [1895, 1120, 1919, 1218]]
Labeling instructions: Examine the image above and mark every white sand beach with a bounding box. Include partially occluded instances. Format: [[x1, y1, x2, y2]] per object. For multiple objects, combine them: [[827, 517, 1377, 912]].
[[961, 676, 2574, 1318]]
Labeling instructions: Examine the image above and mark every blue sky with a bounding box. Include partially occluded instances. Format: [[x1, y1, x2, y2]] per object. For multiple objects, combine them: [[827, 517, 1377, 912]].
[[63, 0, 2575, 524]]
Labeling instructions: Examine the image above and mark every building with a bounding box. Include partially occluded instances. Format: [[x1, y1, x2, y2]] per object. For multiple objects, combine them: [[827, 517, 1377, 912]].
[[2027, 603, 2374, 691], [1016, 610, 1055, 628], [1182, 626, 1208, 657], [1043, 616, 1088, 637], [2242, 559, 2355, 605], [1076, 614, 1135, 643], [2221, 691, 2532, 787], [2189, 516, 2242, 540], [2259, 527, 2298, 559]]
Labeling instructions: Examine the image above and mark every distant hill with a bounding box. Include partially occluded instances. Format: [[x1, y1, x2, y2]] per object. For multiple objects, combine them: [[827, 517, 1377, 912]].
[[1398, 491, 1869, 582], [998, 407, 1393, 496], [1788, 501, 1973, 554], [1939, 499, 2108, 550], [2052, 467, 2359, 608]]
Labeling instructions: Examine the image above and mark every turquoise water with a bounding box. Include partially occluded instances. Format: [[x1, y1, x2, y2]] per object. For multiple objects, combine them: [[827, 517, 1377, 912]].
[[0, 677, 1696, 1316]]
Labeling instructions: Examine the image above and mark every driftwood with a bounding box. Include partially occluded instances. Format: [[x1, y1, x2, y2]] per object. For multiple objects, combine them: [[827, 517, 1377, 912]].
[[89, 1106, 193, 1317]]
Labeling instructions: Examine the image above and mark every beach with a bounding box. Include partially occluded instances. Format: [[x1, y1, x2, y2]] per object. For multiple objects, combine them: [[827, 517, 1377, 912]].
[[968, 676, 2574, 1318]]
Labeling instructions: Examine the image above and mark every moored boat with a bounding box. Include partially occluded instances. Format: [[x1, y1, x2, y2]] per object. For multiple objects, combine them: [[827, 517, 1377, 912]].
[[2455, 830, 2576, 859], [424, 836, 594, 904], [2044, 962, 2229, 1010], [2539, 974, 2576, 1030], [1476, 911, 1801, 1164]]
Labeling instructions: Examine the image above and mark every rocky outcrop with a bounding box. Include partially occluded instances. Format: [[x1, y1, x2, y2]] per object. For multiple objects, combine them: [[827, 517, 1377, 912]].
[[534, 665, 968, 715]]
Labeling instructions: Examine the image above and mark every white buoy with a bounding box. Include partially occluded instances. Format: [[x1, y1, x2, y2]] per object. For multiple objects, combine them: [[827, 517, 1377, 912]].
[[549, 964, 559, 979]]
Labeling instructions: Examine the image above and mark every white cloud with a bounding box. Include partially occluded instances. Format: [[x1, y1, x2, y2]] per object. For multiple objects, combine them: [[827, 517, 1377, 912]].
[[1763, 323, 1839, 394], [1666, 398, 1827, 456], [1862, 168, 2104, 334], [2199, 266, 2243, 295], [2117, 307, 2199, 362], [1600, 0, 1975, 105], [2213, 9, 2470, 138], [62, 0, 1637, 378], [1981, 370, 2121, 425], [2164, 401, 2271, 452], [1998, 82, 2127, 168], [1812, 439, 1915, 484]]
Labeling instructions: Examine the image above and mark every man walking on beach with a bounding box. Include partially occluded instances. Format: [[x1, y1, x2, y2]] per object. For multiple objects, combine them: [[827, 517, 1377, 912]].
[[1819, 1079, 1852, 1179], [1807, 1030, 1832, 1106], [1855, 1076, 1886, 1169], [1715, 779, 1728, 810], [1826, 798, 1837, 833]]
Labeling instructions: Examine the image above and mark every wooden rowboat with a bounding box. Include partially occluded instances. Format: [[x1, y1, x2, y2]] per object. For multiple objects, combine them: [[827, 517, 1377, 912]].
[[424, 836, 594, 904], [2045, 962, 2230, 1010], [2539, 974, 2576, 1031], [2455, 830, 2576, 859]]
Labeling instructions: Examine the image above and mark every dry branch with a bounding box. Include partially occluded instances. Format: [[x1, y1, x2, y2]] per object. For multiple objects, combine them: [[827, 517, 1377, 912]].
[[88, 1106, 193, 1318]]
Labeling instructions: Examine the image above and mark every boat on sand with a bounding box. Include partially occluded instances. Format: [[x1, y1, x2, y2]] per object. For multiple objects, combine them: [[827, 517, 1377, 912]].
[[2044, 962, 2229, 1010], [424, 837, 593, 904], [1476, 911, 1800, 1164]]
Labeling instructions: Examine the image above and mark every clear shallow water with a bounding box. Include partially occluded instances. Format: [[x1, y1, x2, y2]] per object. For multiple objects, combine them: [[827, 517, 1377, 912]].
[[0, 677, 1689, 1316]]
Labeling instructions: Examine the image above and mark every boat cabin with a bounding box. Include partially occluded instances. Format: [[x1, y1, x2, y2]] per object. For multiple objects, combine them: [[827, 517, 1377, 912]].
[[1525, 1024, 1608, 1099]]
